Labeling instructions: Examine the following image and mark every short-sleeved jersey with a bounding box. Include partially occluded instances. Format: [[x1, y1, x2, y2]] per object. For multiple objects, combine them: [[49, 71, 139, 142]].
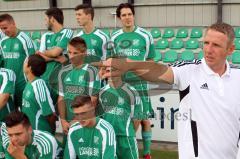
[[0, 68, 16, 121], [63, 64, 101, 120], [39, 28, 73, 82], [110, 26, 156, 113], [22, 78, 55, 133], [171, 59, 240, 159], [99, 83, 142, 137], [64, 118, 116, 159], [75, 29, 109, 63], [1, 123, 59, 159], [0, 31, 35, 89]]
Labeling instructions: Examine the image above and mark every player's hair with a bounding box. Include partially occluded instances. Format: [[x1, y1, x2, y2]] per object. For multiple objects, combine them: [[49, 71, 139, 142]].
[[27, 54, 46, 77], [71, 96, 92, 108], [206, 22, 235, 46], [5, 111, 31, 128], [0, 14, 14, 23], [68, 37, 87, 52], [75, 4, 94, 20], [45, 7, 64, 25], [116, 3, 135, 18]]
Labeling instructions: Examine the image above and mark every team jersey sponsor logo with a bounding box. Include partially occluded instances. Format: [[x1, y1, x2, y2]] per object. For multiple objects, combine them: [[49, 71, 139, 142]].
[[2, 52, 20, 59], [86, 49, 96, 56], [118, 49, 140, 57], [78, 147, 99, 157], [108, 107, 124, 115], [65, 85, 85, 94]]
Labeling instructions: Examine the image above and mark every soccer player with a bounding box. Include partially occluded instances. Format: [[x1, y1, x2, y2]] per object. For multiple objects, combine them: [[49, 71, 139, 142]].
[[99, 70, 142, 159], [110, 3, 156, 159], [1, 111, 60, 159], [0, 68, 16, 121], [64, 95, 116, 159], [0, 14, 36, 108], [94, 22, 240, 159], [74, 4, 109, 63], [58, 37, 101, 135], [37, 7, 73, 103], [22, 54, 57, 134]]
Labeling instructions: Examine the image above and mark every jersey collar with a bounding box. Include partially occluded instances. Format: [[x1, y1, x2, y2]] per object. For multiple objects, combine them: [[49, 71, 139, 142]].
[[202, 58, 230, 77]]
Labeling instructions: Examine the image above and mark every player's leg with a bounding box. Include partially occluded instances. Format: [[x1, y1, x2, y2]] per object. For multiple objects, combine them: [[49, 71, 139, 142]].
[[116, 136, 139, 159]]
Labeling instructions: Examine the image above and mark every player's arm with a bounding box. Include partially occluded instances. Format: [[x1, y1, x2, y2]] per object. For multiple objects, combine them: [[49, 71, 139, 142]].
[[0, 93, 10, 110], [43, 47, 64, 58], [57, 95, 70, 134], [63, 132, 77, 159], [93, 58, 174, 84]]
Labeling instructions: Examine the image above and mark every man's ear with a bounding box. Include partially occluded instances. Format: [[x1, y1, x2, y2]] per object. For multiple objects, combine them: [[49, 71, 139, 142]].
[[227, 42, 235, 56]]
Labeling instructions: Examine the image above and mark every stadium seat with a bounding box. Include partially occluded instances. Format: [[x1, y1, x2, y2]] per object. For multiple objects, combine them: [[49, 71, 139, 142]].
[[232, 51, 240, 64], [155, 39, 169, 49], [170, 38, 184, 49], [163, 50, 178, 63], [154, 49, 162, 62], [31, 31, 41, 40], [181, 50, 195, 61], [190, 28, 202, 38], [234, 38, 240, 50], [186, 39, 199, 49], [102, 28, 110, 37], [176, 28, 188, 38], [150, 28, 161, 39], [162, 28, 175, 39], [235, 27, 240, 38], [198, 50, 204, 60]]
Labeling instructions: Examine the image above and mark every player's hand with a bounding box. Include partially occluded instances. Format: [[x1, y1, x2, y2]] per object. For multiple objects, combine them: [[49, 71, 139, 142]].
[[61, 119, 70, 135], [54, 55, 67, 64], [92, 58, 133, 79], [7, 142, 27, 159]]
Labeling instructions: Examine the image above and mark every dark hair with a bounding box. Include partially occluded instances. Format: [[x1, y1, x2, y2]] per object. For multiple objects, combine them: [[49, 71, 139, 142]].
[[27, 54, 46, 77], [68, 37, 87, 52], [45, 7, 64, 25], [71, 96, 92, 108], [206, 22, 235, 46], [0, 14, 14, 23], [116, 3, 135, 18], [5, 111, 30, 128], [75, 4, 94, 20]]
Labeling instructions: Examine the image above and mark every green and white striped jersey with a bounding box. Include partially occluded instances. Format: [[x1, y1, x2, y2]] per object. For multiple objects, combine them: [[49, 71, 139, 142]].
[[75, 28, 109, 63], [63, 64, 101, 121], [22, 78, 55, 133], [64, 118, 116, 159], [39, 28, 73, 82], [0, 31, 36, 106], [0, 31, 5, 41], [99, 83, 142, 137], [110, 26, 156, 113], [0, 68, 16, 121], [1, 123, 60, 159]]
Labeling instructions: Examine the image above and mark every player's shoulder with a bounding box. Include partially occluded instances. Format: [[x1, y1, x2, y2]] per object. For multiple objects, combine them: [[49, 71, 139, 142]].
[[97, 118, 115, 131], [229, 64, 240, 76], [42, 31, 54, 37], [111, 29, 124, 39], [94, 29, 109, 39], [0, 68, 16, 81], [135, 26, 152, 38], [31, 78, 47, 88], [68, 122, 83, 134]]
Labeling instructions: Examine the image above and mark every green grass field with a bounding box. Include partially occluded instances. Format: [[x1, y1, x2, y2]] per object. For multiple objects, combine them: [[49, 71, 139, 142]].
[[139, 150, 178, 159]]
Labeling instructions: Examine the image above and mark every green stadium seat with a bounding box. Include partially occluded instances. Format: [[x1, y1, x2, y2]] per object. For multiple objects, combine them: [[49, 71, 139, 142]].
[[155, 39, 169, 49], [235, 27, 240, 38], [181, 50, 194, 61], [163, 50, 178, 63], [232, 51, 240, 64], [186, 39, 199, 49], [101, 28, 110, 37], [170, 38, 184, 49], [162, 28, 175, 39], [154, 49, 162, 62], [234, 38, 240, 50], [31, 31, 41, 40], [176, 28, 188, 38], [150, 28, 161, 39], [198, 50, 204, 60], [190, 28, 202, 38]]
